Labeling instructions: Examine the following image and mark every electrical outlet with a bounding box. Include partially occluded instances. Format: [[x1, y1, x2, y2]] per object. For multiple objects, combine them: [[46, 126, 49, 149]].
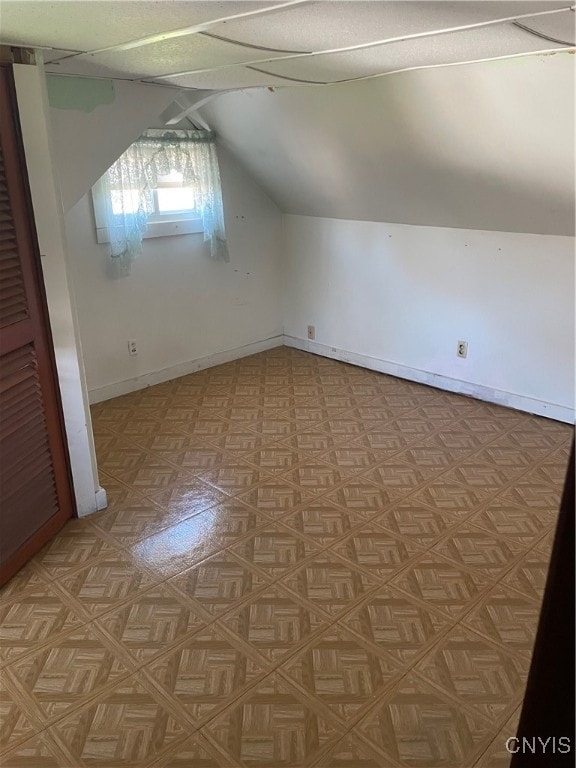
[[128, 339, 138, 356], [457, 340, 468, 358], [307, 325, 316, 340]]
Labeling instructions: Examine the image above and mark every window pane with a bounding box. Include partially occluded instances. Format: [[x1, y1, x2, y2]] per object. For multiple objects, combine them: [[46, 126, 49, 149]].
[[156, 187, 198, 213]]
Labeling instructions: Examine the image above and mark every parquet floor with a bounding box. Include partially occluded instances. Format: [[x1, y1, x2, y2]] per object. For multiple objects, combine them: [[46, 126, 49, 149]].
[[0, 347, 572, 767]]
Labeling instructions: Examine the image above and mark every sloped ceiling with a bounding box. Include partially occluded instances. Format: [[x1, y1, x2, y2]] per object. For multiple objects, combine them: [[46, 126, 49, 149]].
[[2, 1, 574, 234], [200, 52, 575, 236], [0, 1, 574, 89]]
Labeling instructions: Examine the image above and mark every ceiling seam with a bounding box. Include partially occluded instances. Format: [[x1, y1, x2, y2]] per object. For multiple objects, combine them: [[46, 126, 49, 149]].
[[245, 46, 576, 88], [64, 0, 312, 58], [44, 42, 575, 96], [512, 21, 575, 47], [46, 45, 576, 91], [199, 31, 310, 55], [245, 65, 327, 84]]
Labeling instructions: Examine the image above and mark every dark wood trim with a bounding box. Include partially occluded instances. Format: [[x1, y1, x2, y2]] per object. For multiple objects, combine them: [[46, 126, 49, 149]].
[[0, 63, 76, 585], [511, 436, 575, 766], [0, 510, 71, 585], [1, 67, 76, 511], [0, 46, 14, 65]]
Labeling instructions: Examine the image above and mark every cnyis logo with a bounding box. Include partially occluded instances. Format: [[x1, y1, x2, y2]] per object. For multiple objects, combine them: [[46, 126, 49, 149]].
[[506, 737, 572, 755]]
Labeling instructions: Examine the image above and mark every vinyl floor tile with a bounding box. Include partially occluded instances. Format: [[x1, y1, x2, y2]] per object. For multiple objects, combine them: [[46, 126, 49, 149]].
[[331, 523, 421, 582], [145, 624, 269, 726], [431, 525, 525, 578], [218, 585, 331, 665], [49, 672, 190, 767], [0, 676, 44, 753], [340, 585, 453, 664], [324, 480, 403, 519], [357, 672, 495, 767], [281, 552, 381, 617], [314, 733, 393, 767], [95, 582, 210, 664], [201, 672, 342, 767], [130, 510, 253, 579], [0, 560, 51, 605], [3, 348, 570, 767], [5, 623, 132, 723], [32, 523, 122, 578], [149, 477, 229, 517], [461, 584, 542, 656], [281, 624, 402, 723], [56, 553, 160, 619], [500, 549, 551, 601], [409, 481, 489, 516], [91, 494, 175, 545], [279, 429, 352, 457], [413, 625, 530, 721], [389, 552, 490, 619], [468, 500, 556, 546], [0, 585, 86, 667], [278, 502, 360, 547], [166, 549, 272, 618], [373, 501, 462, 547], [151, 731, 242, 767], [236, 479, 315, 518], [229, 525, 321, 578], [472, 708, 519, 768], [0, 729, 73, 767]]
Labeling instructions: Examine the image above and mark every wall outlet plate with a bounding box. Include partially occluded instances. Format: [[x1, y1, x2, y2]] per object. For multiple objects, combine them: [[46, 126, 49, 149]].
[[307, 325, 316, 340], [457, 340, 468, 358], [128, 339, 138, 356]]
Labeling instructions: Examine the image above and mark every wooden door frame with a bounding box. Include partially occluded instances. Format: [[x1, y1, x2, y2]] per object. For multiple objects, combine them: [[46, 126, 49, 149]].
[[0, 63, 76, 585]]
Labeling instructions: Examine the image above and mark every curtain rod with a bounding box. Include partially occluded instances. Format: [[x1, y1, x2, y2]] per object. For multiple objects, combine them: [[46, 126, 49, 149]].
[[139, 132, 215, 144]]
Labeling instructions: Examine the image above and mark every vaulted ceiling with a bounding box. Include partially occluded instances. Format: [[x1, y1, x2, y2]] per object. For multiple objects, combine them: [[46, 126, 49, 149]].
[[1, 1, 574, 91], [4, 2, 573, 235], [199, 51, 575, 235]]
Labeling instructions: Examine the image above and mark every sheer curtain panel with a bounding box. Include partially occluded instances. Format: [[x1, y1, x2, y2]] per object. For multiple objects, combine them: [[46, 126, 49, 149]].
[[93, 129, 229, 277]]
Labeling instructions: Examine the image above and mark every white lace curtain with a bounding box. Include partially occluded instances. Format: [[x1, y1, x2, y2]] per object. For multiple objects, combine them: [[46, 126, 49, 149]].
[[94, 128, 229, 276]]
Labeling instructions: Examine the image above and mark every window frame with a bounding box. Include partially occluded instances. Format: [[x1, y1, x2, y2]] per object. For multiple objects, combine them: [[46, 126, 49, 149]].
[[91, 175, 203, 244]]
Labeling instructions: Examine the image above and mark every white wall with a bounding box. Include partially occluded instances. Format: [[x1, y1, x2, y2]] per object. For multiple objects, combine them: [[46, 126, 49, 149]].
[[67, 146, 283, 401], [202, 53, 575, 236], [282, 215, 575, 422], [14, 64, 105, 516]]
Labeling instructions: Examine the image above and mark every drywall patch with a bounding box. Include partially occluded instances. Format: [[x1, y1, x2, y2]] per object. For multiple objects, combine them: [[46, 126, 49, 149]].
[[47, 75, 115, 113]]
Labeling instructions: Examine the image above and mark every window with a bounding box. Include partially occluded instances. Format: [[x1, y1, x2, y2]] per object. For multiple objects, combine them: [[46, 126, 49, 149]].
[[92, 128, 228, 277], [93, 168, 204, 242]]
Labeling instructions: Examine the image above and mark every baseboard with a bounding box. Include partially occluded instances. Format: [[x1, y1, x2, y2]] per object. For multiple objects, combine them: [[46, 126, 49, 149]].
[[76, 486, 108, 518], [95, 487, 108, 511], [88, 335, 284, 404], [87, 332, 574, 423], [283, 335, 575, 424]]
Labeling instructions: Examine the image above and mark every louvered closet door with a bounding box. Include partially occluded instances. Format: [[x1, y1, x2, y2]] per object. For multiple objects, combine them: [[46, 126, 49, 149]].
[[0, 64, 74, 586]]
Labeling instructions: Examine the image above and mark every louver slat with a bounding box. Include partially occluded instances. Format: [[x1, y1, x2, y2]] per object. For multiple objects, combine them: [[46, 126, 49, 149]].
[[0, 345, 59, 562], [0, 144, 27, 328]]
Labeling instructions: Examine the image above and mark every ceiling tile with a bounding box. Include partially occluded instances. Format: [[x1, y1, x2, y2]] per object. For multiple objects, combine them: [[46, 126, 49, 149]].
[[47, 34, 293, 79], [210, 1, 571, 53], [42, 49, 76, 64], [0, 1, 277, 51], [157, 67, 292, 90], [257, 22, 570, 83]]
